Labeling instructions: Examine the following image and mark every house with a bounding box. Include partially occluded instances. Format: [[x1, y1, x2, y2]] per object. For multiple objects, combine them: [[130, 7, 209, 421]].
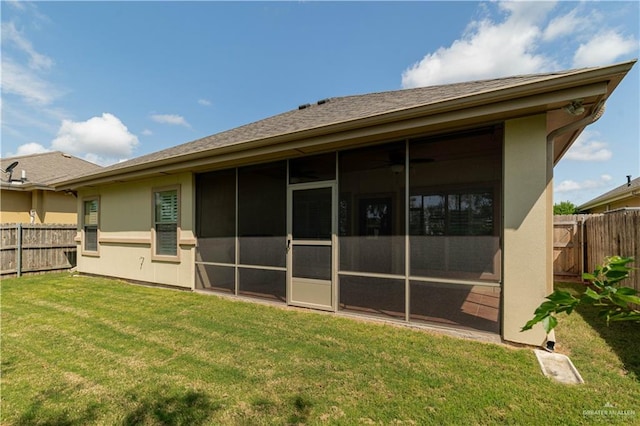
[[1, 152, 102, 224], [55, 60, 636, 345], [578, 176, 640, 213]]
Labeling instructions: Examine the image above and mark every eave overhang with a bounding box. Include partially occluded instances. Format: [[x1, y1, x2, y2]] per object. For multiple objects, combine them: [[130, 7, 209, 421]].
[[579, 190, 640, 212], [0, 182, 54, 192]]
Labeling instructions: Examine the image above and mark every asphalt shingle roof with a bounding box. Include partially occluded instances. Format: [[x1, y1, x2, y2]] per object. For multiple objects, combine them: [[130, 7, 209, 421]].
[[579, 177, 640, 210], [94, 70, 579, 174], [1, 151, 102, 188]]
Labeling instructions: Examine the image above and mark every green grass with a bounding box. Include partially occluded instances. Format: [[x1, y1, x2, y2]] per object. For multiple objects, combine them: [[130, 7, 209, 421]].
[[1, 274, 638, 425]]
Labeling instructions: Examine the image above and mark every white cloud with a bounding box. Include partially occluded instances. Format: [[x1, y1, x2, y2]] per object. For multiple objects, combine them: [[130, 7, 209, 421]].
[[4, 1, 50, 25], [564, 131, 612, 162], [51, 113, 139, 165], [141, 129, 153, 136], [1, 21, 53, 70], [4, 0, 25, 11], [542, 8, 589, 42], [1, 56, 60, 105], [150, 114, 190, 127], [401, 2, 556, 88], [555, 174, 612, 193], [573, 30, 639, 68], [198, 99, 212, 106], [0, 18, 63, 151], [401, 2, 639, 88], [6, 142, 50, 157]]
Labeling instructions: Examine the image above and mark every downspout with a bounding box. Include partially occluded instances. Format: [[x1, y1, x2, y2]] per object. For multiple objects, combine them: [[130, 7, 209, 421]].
[[543, 101, 606, 352]]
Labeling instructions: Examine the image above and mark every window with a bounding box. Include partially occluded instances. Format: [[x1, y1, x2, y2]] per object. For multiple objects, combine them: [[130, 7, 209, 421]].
[[83, 198, 99, 252], [154, 187, 179, 257], [409, 190, 494, 237], [408, 127, 502, 281]]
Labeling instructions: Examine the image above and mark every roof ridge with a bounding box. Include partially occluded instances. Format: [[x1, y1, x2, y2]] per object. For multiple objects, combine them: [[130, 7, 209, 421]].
[[331, 66, 590, 101], [1, 150, 63, 161]]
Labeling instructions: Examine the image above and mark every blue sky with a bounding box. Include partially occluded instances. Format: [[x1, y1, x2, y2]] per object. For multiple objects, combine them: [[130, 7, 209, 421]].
[[1, 1, 638, 206]]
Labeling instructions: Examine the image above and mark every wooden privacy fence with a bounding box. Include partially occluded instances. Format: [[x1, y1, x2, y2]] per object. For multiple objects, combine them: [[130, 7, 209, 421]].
[[554, 209, 640, 293], [553, 214, 588, 281], [0, 224, 78, 277]]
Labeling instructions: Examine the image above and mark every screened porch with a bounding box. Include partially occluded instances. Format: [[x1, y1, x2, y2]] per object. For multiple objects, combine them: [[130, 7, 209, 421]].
[[194, 126, 502, 334]]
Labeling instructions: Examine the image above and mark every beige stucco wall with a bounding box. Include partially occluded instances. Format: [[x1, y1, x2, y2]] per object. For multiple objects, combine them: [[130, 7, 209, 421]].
[[42, 191, 78, 223], [502, 114, 553, 345], [0, 189, 78, 224], [77, 173, 195, 289], [0, 190, 32, 223]]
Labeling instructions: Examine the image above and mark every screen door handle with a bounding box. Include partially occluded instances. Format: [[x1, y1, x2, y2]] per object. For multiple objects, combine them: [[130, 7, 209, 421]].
[[286, 239, 291, 253]]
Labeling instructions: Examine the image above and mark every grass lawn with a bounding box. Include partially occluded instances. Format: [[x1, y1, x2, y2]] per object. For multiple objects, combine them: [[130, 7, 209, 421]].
[[1, 274, 638, 425]]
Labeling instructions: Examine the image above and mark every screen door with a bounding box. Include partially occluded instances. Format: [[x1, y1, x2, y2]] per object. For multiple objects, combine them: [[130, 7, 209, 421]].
[[288, 184, 335, 310]]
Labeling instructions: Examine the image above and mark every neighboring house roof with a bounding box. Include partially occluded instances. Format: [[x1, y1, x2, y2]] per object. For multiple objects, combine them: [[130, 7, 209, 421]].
[[55, 60, 636, 190], [578, 177, 640, 212], [1, 151, 102, 191]]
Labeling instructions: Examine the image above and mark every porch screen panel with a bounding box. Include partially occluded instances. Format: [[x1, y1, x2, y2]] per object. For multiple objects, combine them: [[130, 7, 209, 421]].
[[195, 264, 235, 293], [196, 169, 236, 264], [238, 161, 286, 300], [238, 268, 286, 302], [238, 161, 287, 268], [289, 152, 336, 184], [338, 142, 406, 275], [409, 128, 502, 281], [410, 281, 500, 333], [293, 245, 331, 280], [339, 276, 405, 320]]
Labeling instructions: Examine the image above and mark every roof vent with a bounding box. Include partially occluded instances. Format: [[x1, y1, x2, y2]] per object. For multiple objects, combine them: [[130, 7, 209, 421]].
[[298, 103, 311, 110], [627, 175, 632, 187], [62, 153, 72, 158], [317, 98, 330, 105]]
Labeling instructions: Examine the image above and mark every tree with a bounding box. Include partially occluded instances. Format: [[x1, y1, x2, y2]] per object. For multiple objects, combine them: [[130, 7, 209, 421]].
[[553, 200, 578, 215], [522, 256, 640, 334]]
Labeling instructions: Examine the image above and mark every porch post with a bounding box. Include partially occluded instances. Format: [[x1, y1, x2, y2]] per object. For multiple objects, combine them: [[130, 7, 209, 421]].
[[502, 114, 553, 345]]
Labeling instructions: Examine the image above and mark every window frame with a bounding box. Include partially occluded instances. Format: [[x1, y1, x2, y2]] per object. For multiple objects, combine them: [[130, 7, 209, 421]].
[[151, 185, 181, 262], [409, 182, 501, 282], [409, 186, 498, 237], [81, 196, 100, 256]]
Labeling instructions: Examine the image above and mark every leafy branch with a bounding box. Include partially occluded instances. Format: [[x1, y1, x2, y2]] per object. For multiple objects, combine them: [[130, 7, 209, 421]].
[[522, 256, 640, 334]]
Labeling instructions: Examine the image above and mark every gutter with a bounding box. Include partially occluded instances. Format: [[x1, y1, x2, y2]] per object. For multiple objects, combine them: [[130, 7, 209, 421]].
[[579, 193, 640, 212], [578, 186, 640, 211], [547, 100, 607, 158], [0, 182, 55, 192]]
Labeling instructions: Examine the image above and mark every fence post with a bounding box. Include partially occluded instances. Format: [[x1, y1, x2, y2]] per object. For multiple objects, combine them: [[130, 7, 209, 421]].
[[16, 223, 23, 277]]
